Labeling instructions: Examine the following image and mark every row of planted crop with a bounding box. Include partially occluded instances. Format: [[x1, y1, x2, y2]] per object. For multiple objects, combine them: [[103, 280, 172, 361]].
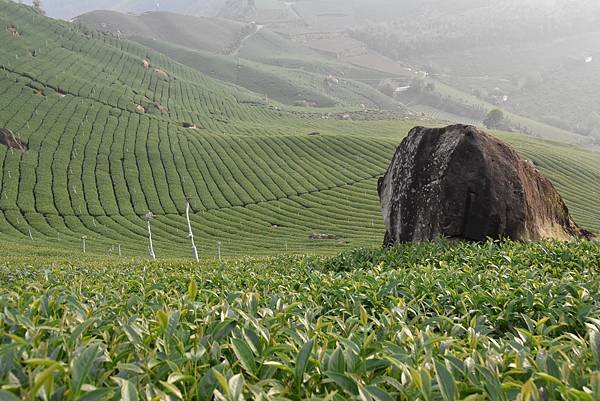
[[0, 240, 598, 398], [0, 177, 385, 256], [0, 87, 393, 217]]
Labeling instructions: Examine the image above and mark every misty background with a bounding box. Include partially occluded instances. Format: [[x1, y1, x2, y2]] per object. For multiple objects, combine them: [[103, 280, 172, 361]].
[[23, 0, 600, 147]]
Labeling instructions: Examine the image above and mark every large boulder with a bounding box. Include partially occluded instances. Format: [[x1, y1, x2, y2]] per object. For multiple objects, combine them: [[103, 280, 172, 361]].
[[378, 124, 593, 244]]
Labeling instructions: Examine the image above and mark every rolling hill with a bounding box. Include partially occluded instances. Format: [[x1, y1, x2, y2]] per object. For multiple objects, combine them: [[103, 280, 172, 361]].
[[75, 10, 247, 54], [348, 0, 600, 144], [202, 0, 599, 146], [19, 0, 226, 20], [75, 9, 402, 110], [0, 0, 599, 258], [23, 0, 600, 145]]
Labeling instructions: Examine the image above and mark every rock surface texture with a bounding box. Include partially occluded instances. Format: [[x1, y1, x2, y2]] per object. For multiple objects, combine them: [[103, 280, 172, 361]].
[[378, 125, 593, 244], [0, 128, 27, 151]]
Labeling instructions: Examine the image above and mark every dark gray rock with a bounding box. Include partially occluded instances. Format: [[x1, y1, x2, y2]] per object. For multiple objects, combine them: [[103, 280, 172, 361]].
[[378, 124, 593, 244]]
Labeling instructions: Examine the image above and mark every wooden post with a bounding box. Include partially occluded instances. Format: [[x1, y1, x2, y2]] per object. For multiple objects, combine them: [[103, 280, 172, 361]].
[[186, 196, 199, 262]]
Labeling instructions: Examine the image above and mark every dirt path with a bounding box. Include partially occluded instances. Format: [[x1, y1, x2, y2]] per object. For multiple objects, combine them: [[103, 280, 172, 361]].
[[283, 2, 302, 20], [229, 24, 264, 56]]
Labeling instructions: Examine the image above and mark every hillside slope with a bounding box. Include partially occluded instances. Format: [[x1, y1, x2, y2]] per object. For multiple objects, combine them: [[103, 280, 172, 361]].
[[76, 9, 401, 110], [20, 0, 226, 20], [349, 0, 600, 144], [75, 10, 246, 54], [0, 0, 599, 258]]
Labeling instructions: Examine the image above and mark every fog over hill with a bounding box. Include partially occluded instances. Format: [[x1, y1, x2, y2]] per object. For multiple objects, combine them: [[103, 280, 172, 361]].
[[52, 0, 600, 145], [19, 0, 225, 19], [347, 0, 600, 143]]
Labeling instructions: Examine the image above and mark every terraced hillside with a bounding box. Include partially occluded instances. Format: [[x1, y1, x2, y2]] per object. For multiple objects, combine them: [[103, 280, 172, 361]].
[[0, 1, 599, 258], [20, 0, 226, 20], [76, 10, 400, 110]]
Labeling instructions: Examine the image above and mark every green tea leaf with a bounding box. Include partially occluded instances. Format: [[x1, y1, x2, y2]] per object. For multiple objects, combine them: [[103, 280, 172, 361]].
[[122, 323, 142, 347], [198, 369, 218, 401], [71, 344, 100, 394], [213, 319, 237, 342], [328, 347, 346, 373], [32, 365, 60, 399], [231, 338, 256, 376], [160, 381, 183, 400], [212, 369, 230, 398], [187, 280, 198, 300], [78, 388, 115, 401], [534, 372, 562, 386], [590, 329, 600, 368], [120, 379, 138, 401], [156, 310, 169, 330], [476, 366, 507, 401], [325, 372, 359, 395], [435, 360, 458, 401], [0, 390, 20, 401], [359, 305, 368, 325], [365, 385, 393, 401], [229, 374, 244, 401], [116, 363, 144, 375], [295, 338, 314, 389], [519, 379, 539, 401]]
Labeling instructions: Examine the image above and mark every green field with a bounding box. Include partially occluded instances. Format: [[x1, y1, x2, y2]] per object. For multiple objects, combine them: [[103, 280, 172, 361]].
[[0, 240, 599, 400], [1, 3, 600, 400], [0, 1, 599, 258]]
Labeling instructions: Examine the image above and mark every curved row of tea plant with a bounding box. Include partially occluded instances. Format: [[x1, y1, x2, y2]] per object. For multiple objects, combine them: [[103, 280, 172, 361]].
[[0, 1, 599, 257], [0, 240, 599, 400]]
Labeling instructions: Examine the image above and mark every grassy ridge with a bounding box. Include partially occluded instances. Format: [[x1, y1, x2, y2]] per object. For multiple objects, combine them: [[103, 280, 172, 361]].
[[76, 10, 400, 110], [0, 1, 599, 258], [0, 240, 599, 399]]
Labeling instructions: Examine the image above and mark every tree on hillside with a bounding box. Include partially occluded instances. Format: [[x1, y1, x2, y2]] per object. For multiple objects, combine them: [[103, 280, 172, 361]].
[[484, 109, 505, 129], [32, 0, 45, 15], [377, 79, 397, 98]]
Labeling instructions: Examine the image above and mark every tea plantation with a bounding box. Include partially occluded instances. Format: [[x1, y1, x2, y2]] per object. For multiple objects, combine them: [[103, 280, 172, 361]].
[[0, 2, 600, 400], [0, 240, 599, 400], [0, 1, 598, 258]]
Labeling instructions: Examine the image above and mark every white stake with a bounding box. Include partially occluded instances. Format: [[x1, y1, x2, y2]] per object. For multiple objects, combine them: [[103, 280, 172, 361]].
[[145, 212, 156, 260], [185, 196, 199, 262], [118, 244, 122, 257], [82, 235, 87, 253], [217, 241, 221, 261]]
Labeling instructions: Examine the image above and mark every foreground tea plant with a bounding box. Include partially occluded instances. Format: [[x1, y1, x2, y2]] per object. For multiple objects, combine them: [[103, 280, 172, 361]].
[[0, 240, 599, 400]]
